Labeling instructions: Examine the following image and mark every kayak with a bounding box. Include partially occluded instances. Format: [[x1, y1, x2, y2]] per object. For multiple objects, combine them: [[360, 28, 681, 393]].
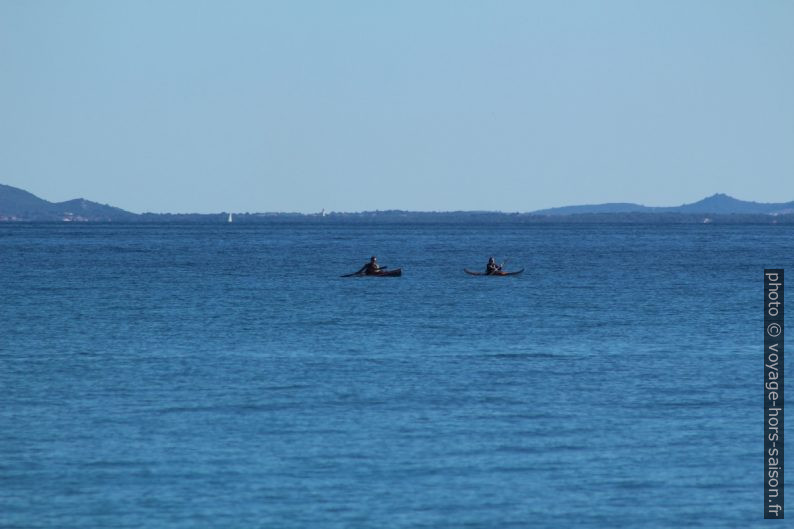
[[342, 268, 402, 277], [464, 268, 524, 276], [368, 268, 402, 277]]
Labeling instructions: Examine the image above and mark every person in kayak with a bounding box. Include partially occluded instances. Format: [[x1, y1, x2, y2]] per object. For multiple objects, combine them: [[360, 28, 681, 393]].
[[355, 256, 382, 275], [486, 257, 502, 275]]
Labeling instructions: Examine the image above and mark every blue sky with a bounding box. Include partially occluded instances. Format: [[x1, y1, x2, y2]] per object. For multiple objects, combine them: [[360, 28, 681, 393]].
[[1, 0, 792, 213]]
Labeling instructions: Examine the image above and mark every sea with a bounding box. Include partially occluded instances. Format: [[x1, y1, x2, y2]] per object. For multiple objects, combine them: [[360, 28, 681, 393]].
[[0, 222, 790, 528]]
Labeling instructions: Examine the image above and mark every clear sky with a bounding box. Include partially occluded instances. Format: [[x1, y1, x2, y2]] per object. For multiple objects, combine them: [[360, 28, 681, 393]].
[[1, 1, 792, 213]]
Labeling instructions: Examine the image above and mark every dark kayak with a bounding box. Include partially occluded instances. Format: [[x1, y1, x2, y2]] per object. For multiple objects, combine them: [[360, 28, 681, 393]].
[[341, 268, 402, 277], [369, 268, 402, 277], [464, 268, 524, 276]]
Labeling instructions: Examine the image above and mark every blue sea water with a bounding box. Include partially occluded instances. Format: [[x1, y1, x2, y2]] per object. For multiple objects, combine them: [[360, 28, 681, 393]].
[[0, 222, 790, 528]]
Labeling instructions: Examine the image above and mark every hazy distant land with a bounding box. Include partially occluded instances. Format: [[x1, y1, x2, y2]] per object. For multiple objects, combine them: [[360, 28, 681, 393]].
[[2, 183, 793, 224]]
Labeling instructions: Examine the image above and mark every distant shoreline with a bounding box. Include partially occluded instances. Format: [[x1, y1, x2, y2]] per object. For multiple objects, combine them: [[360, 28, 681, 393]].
[[2, 183, 794, 223], [2, 212, 794, 225]]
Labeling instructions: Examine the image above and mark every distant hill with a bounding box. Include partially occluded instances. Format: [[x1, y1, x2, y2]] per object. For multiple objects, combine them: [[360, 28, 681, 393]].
[[54, 198, 138, 221], [532, 193, 794, 216], [530, 202, 651, 215], [0, 183, 137, 221], [0, 183, 54, 216], [669, 194, 794, 214]]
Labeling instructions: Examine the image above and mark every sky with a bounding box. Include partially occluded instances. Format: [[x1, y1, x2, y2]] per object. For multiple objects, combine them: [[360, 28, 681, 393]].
[[0, 0, 792, 213]]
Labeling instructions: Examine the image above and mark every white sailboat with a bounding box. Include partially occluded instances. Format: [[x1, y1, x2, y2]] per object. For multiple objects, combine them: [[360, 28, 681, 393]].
[[228, 212, 233, 223]]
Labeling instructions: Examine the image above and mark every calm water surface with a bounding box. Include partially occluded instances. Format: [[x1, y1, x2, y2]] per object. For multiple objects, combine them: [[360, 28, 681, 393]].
[[1, 222, 791, 528]]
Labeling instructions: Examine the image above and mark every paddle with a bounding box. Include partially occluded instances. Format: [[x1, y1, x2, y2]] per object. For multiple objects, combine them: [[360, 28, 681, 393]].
[[340, 265, 389, 277]]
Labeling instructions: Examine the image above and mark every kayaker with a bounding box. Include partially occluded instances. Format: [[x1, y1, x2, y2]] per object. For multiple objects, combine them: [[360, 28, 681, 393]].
[[486, 257, 502, 275], [355, 256, 381, 275]]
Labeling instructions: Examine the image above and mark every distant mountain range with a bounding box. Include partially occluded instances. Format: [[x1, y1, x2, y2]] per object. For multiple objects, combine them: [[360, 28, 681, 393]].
[[1, 183, 793, 223], [532, 193, 794, 215], [0, 183, 136, 221]]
